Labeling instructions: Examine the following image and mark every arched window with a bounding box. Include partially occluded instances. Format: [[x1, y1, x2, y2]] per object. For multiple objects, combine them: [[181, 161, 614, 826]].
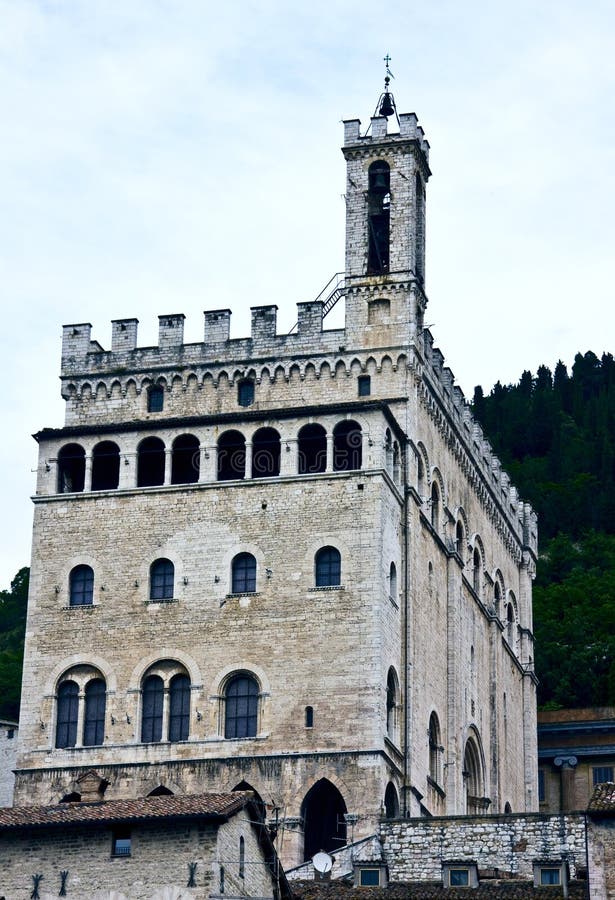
[[57, 443, 85, 493], [147, 384, 164, 413], [389, 562, 397, 601], [225, 674, 259, 739], [217, 430, 246, 481], [297, 424, 327, 474], [137, 437, 165, 487], [232, 553, 257, 593], [232, 781, 266, 823], [91, 441, 120, 491], [333, 420, 362, 471], [430, 482, 440, 531], [455, 520, 465, 557], [472, 547, 482, 597], [315, 546, 341, 587], [171, 434, 200, 484], [150, 558, 174, 601], [385, 429, 393, 475], [305, 706, 314, 728], [141, 674, 164, 743], [83, 678, 106, 746], [463, 733, 485, 814], [386, 668, 399, 740], [69, 565, 94, 607], [392, 441, 400, 483], [252, 427, 281, 478], [301, 778, 347, 861], [367, 160, 390, 275], [429, 712, 442, 784], [504, 801, 512, 814], [56, 681, 78, 748], [494, 582, 501, 615], [168, 673, 190, 742], [384, 782, 399, 818], [239, 835, 245, 879], [506, 602, 516, 647]]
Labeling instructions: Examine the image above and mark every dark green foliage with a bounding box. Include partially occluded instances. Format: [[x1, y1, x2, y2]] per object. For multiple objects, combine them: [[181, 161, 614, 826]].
[[0, 567, 28, 721], [473, 353, 615, 707]]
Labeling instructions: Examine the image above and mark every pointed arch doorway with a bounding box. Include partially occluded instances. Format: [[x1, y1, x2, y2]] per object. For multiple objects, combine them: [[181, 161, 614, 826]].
[[301, 778, 347, 861]]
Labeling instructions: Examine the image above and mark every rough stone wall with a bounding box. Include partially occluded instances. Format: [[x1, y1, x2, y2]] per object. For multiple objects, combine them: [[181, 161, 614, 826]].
[[217, 807, 277, 899], [587, 817, 615, 900], [0, 819, 219, 899], [380, 814, 586, 882], [0, 721, 17, 807]]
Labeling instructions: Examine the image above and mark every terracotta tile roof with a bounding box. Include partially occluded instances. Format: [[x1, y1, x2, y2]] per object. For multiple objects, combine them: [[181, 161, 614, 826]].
[[0, 791, 253, 830], [587, 781, 615, 813]]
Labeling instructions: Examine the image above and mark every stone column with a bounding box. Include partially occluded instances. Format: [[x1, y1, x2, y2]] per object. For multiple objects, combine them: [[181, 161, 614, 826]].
[[84, 455, 93, 492], [245, 441, 253, 480], [555, 756, 578, 811], [326, 434, 334, 473], [164, 449, 172, 486]]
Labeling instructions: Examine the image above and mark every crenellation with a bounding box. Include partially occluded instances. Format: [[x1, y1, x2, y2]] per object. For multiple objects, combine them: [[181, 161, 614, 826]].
[[158, 313, 185, 350], [250, 304, 278, 343], [61, 322, 92, 362], [111, 318, 139, 353], [370, 115, 388, 139], [203, 308, 231, 344]]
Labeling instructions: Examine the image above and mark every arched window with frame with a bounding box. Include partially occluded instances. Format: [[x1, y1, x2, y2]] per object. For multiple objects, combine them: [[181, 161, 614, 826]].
[[384, 782, 399, 818], [83, 678, 106, 747], [472, 546, 482, 597], [141, 674, 164, 743], [386, 667, 399, 742], [315, 546, 341, 587], [171, 434, 200, 484], [57, 443, 85, 493], [168, 673, 190, 742], [217, 430, 246, 481], [150, 558, 174, 601], [137, 436, 165, 487], [389, 562, 397, 601], [91, 441, 120, 491], [455, 520, 465, 557], [231, 553, 257, 593], [297, 424, 327, 474], [429, 712, 442, 785], [367, 160, 391, 274], [463, 733, 485, 814], [224, 673, 259, 739], [69, 565, 94, 607], [333, 420, 362, 471], [252, 427, 281, 478], [430, 481, 440, 531], [56, 680, 79, 748], [506, 602, 516, 648]]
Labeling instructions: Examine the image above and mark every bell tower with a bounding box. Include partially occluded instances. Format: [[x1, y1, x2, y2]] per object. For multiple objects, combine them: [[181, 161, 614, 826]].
[[341, 83, 431, 347]]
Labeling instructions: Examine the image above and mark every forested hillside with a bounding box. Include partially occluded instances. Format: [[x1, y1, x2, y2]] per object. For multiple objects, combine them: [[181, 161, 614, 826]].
[[0, 567, 28, 721], [472, 351, 615, 707]]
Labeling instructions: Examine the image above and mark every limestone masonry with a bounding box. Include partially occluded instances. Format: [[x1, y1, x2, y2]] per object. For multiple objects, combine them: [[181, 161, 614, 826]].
[[16, 98, 538, 869]]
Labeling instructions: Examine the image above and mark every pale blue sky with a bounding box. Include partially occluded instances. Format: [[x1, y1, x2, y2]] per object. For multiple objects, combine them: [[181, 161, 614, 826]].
[[1, 0, 614, 587]]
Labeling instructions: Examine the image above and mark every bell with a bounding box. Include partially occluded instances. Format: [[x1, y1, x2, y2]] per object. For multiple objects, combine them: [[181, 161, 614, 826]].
[[371, 172, 389, 192], [378, 92, 395, 118]]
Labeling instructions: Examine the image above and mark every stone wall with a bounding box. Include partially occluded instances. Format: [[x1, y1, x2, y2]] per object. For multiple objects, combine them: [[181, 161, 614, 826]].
[[587, 816, 615, 900], [380, 813, 586, 882], [0, 721, 17, 807]]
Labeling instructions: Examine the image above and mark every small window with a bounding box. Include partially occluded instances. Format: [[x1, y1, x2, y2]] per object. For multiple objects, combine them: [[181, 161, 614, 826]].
[[231, 553, 257, 593], [150, 558, 174, 600], [449, 869, 470, 887], [315, 546, 341, 587], [237, 379, 255, 407], [305, 706, 314, 728], [538, 769, 546, 802], [220, 865, 225, 894], [540, 868, 561, 886], [593, 766, 614, 785], [360, 869, 381, 887], [112, 826, 132, 857], [7, 728, 14, 739], [239, 835, 245, 879], [147, 385, 164, 413], [69, 565, 94, 607], [358, 375, 371, 397]]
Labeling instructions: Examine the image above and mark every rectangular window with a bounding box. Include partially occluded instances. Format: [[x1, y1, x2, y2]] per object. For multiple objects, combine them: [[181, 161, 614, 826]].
[[593, 766, 614, 784], [112, 827, 132, 857], [147, 386, 164, 413], [359, 869, 381, 886], [358, 375, 371, 397], [449, 869, 470, 887], [237, 380, 254, 407], [538, 768, 546, 802], [540, 868, 561, 885]]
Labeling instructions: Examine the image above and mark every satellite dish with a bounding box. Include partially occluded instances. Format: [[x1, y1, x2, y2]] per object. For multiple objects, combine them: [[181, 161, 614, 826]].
[[312, 851, 334, 874]]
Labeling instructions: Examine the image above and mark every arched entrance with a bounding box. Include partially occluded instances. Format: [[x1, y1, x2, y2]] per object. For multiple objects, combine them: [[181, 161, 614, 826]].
[[301, 778, 347, 861]]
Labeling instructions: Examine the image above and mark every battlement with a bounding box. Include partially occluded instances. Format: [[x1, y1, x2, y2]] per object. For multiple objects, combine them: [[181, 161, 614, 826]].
[[342, 112, 430, 167]]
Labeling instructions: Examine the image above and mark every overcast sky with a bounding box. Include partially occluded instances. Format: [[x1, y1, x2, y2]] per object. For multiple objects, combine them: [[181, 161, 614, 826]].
[[1, 0, 614, 589]]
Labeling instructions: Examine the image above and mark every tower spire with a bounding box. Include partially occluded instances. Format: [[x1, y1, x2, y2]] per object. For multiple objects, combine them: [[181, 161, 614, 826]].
[[375, 54, 398, 121]]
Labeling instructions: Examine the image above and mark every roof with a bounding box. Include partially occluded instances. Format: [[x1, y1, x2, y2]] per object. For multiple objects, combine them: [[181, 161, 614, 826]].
[[0, 791, 253, 831], [538, 707, 615, 724], [587, 781, 615, 814], [292, 881, 588, 899]]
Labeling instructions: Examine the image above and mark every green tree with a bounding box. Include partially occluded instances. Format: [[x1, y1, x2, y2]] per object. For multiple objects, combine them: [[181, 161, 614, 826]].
[[0, 567, 29, 721]]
